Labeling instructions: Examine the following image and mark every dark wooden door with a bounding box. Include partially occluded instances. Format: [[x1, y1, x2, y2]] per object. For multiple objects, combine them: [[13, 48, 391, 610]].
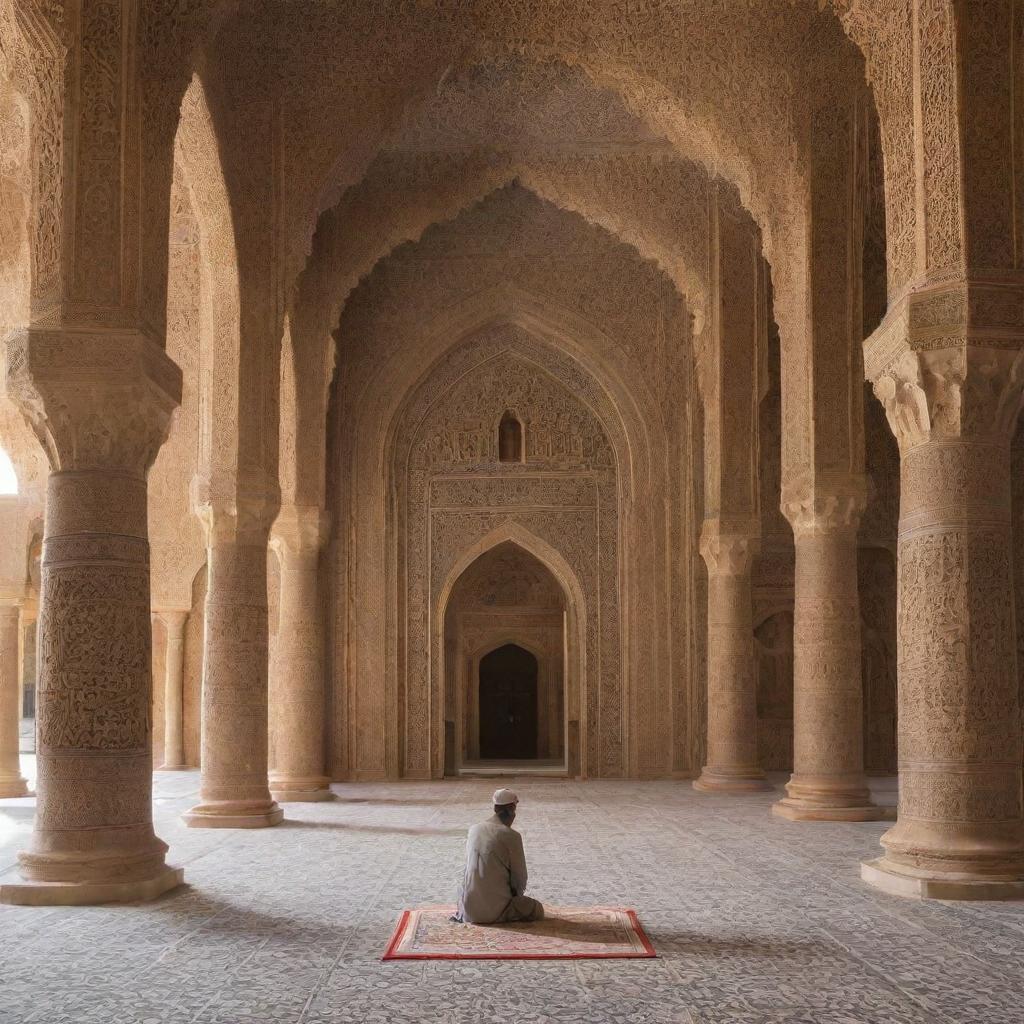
[[479, 644, 538, 759]]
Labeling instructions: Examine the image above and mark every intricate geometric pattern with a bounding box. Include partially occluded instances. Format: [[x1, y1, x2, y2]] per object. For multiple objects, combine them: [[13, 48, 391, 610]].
[[3, 768, 1024, 1023], [383, 905, 655, 960]]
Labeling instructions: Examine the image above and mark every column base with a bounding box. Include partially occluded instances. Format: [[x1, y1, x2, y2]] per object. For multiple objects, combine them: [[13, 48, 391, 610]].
[[0, 776, 33, 798], [772, 774, 884, 821], [0, 865, 183, 906], [182, 801, 283, 829], [155, 764, 192, 772], [269, 774, 334, 803], [270, 787, 335, 803], [773, 799, 887, 822], [861, 856, 1024, 901], [693, 768, 771, 794]]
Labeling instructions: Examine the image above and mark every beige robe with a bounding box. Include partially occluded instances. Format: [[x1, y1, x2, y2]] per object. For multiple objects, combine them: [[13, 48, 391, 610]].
[[456, 814, 544, 924]]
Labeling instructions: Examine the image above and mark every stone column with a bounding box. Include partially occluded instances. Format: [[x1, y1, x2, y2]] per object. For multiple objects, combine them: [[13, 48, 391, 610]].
[[773, 482, 881, 821], [155, 610, 189, 771], [694, 527, 768, 792], [693, 183, 769, 793], [0, 601, 31, 798], [0, 330, 183, 906], [862, 320, 1024, 898], [183, 499, 282, 828], [268, 505, 332, 802]]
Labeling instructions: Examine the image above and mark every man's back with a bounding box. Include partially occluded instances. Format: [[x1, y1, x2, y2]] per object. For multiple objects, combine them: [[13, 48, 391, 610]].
[[458, 814, 528, 924]]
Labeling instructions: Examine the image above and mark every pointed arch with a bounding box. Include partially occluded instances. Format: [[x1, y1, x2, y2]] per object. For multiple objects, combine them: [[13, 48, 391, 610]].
[[174, 73, 242, 495], [436, 525, 586, 777]]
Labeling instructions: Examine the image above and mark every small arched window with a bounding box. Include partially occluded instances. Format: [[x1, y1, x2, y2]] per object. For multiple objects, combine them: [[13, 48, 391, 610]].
[[498, 412, 524, 464], [0, 448, 17, 496]]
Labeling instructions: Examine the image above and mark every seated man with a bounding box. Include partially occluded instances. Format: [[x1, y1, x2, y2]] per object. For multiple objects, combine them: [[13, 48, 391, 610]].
[[455, 788, 544, 924]]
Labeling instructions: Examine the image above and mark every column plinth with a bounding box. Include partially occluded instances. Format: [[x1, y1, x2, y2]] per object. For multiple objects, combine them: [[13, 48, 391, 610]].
[[0, 328, 184, 905], [184, 497, 282, 828], [774, 483, 882, 822], [0, 602, 31, 798], [861, 328, 1024, 897], [694, 526, 769, 794], [155, 610, 189, 770], [269, 506, 332, 803]]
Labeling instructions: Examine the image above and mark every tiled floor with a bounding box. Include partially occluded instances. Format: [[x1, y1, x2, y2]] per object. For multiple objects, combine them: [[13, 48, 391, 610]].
[[2, 766, 1023, 1023]]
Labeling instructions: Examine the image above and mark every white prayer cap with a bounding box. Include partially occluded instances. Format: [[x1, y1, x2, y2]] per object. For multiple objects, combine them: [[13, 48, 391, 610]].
[[492, 788, 519, 806]]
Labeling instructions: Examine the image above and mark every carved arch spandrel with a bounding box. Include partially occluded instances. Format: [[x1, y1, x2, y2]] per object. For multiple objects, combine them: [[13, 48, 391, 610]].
[[197, 6, 866, 293], [287, 168, 704, 511]]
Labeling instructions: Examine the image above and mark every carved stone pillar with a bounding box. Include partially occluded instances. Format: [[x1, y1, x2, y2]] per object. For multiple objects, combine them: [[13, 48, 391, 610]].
[[694, 526, 768, 792], [862, 302, 1024, 898], [0, 330, 183, 906], [155, 610, 188, 771], [268, 505, 332, 802], [774, 481, 882, 821], [0, 601, 31, 798], [183, 499, 282, 828], [693, 183, 769, 793]]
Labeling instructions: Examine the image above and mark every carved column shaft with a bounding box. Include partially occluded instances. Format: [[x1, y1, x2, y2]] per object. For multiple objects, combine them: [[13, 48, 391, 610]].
[[0, 330, 183, 905], [694, 530, 766, 791], [863, 332, 1024, 898], [693, 184, 768, 793], [156, 610, 188, 770], [0, 602, 30, 798], [184, 500, 282, 828], [269, 506, 331, 802], [773, 487, 881, 821]]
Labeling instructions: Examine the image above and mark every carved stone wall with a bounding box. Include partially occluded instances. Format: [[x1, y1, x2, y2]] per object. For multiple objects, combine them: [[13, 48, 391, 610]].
[[331, 186, 695, 780]]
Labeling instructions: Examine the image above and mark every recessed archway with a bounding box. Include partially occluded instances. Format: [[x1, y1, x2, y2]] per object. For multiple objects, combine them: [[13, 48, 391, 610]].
[[443, 541, 568, 775]]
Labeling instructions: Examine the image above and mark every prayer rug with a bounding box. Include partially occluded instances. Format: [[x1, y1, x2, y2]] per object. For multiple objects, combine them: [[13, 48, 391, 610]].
[[383, 904, 656, 960]]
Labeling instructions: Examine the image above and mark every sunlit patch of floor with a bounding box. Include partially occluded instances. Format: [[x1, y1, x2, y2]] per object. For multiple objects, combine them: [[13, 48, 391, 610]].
[[2, 771, 1022, 1023]]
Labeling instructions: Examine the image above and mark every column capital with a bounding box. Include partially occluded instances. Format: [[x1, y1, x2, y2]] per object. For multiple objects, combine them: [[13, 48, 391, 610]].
[[699, 519, 759, 576], [5, 327, 181, 476], [193, 494, 277, 547], [152, 608, 189, 636], [865, 278, 1024, 451], [781, 475, 867, 537], [270, 505, 331, 562]]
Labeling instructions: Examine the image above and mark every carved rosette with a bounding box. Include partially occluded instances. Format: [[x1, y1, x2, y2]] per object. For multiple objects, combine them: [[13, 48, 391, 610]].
[[2, 329, 183, 896], [862, 288, 1024, 894], [268, 505, 333, 801], [693, 521, 768, 793], [774, 477, 880, 821], [184, 493, 283, 828]]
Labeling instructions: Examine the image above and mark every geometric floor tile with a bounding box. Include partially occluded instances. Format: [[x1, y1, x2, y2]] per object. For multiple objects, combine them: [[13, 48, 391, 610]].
[[2, 766, 1023, 1023]]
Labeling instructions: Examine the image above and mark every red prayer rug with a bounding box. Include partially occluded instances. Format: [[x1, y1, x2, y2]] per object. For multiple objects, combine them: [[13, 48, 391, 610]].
[[383, 904, 656, 960]]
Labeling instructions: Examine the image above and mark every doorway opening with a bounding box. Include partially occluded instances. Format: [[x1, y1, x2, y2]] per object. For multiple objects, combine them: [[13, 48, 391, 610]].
[[479, 644, 538, 759]]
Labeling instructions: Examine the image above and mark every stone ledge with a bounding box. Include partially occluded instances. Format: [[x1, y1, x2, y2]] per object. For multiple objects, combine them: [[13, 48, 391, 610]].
[[182, 805, 284, 829], [270, 788, 336, 803], [861, 857, 1024, 901], [773, 799, 889, 822], [693, 770, 772, 794], [0, 866, 184, 906]]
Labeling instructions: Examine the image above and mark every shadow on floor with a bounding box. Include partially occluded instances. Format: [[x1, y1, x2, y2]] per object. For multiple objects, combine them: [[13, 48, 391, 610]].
[[280, 819, 465, 838], [330, 797, 459, 807]]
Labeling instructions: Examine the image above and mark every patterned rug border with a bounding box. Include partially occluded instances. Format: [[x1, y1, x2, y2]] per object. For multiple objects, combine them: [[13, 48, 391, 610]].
[[382, 906, 657, 961]]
